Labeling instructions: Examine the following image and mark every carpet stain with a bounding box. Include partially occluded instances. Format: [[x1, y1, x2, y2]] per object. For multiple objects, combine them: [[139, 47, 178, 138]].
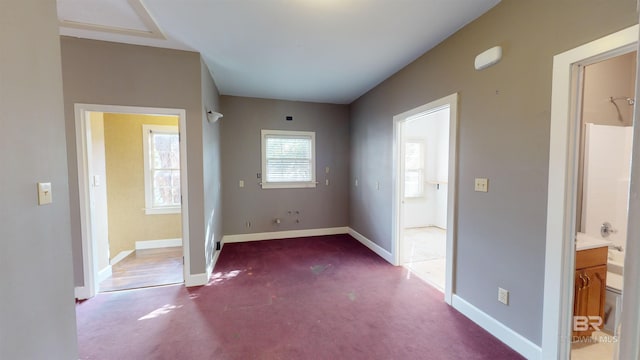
[[347, 291, 357, 301], [310, 264, 331, 275]]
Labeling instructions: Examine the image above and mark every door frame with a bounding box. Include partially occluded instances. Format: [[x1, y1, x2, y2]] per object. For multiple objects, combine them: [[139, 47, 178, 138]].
[[392, 93, 458, 304], [542, 24, 638, 359], [74, 103, 190, 299]]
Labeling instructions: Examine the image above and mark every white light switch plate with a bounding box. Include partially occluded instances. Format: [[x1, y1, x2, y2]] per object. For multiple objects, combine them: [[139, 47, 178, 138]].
[[37, 182, 52, 205], [239, 180, 245, 188], [498, 287, 509, 305], [474, 178, 488, 192]]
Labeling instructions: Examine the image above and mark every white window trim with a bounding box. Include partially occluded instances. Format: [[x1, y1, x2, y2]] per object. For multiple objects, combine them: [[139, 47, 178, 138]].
[[142, 124, 181, 215], [261, 129, 317, 189], [404, 139, 426, 199]]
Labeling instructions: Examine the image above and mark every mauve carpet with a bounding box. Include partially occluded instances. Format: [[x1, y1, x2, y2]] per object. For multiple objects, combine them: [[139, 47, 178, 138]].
[[76, 234, 524, 360]]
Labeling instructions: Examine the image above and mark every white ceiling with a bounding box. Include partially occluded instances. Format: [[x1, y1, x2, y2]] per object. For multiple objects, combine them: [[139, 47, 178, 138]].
[[58, 0, 500, 104]]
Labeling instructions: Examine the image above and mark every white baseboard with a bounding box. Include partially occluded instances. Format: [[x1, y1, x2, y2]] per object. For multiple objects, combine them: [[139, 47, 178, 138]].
[[97, 265, 112, 283], [75, 286, 91, 300], [222, 227, 349, 244], [347, 227, 394, 264], [451, 295, 541, 360], [110, 250, 134, 266], [135, 238, 182, 250]]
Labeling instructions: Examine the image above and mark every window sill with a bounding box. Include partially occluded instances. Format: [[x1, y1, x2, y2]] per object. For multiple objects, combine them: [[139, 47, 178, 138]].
[[261, 182, 317, 189], [144, 207, 182, 215]]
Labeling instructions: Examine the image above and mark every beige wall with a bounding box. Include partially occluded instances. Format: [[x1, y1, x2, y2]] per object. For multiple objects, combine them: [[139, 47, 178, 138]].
[[583, 51, 637, 126], [103, 113, 181, 257], [1, 0, 78, 358], [349, 0, 638, 346]]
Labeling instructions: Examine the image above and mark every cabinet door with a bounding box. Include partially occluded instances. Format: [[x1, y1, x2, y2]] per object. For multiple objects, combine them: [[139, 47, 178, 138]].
[[573, 266, 607, 337], [584, 265, 607, 328]]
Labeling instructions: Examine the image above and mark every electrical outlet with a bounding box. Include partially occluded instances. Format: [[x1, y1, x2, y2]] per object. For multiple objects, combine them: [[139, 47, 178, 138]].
[[474, 178, 489, 192], [498, 287, 509, 305]]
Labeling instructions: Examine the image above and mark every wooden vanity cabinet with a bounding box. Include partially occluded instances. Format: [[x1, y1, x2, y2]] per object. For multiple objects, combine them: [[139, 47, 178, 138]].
[[573, 247, 608, 337]]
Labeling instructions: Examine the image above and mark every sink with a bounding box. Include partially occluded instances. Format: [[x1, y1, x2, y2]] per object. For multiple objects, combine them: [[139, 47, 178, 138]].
[[576, 232, 610, 251]]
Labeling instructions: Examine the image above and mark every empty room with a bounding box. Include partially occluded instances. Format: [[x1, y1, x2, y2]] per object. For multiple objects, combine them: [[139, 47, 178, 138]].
[[3, 1, 640, 360]]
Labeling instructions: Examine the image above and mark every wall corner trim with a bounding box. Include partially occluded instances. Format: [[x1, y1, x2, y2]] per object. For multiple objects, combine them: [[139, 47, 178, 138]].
[[347, 228, 395, 265], [451, 295, 542, 360]]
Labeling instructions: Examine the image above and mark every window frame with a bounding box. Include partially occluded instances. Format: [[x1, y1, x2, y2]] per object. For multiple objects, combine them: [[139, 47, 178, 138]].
[[261, 129, 317, 189], [404, 139, 426, 199], [142, 124, 181, 215]]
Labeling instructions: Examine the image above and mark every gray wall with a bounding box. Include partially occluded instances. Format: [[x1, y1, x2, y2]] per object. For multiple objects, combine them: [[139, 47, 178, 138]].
[[0, 0, 78, 358], [201, 60, 223, 269], [349, 0, 638, 346], [220, 96, 349, 235], [60, 37, 211, 278]]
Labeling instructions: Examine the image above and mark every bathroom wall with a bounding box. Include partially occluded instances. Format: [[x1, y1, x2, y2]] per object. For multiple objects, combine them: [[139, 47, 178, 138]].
[[577, 52, 636, 234], [582, 124, 633, 249], [583, 52, 637, 127], [402, 108, 449, 229]]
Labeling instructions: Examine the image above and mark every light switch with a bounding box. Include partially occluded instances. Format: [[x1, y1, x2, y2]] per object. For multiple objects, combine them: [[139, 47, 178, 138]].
[[239, 180, 245, 188], [37, 182, 52, 205], [474, 178, 488, 192], [92, 175, 101, 187], [325, 179, 329, 186], [355, 178, 358, 187], [325, 166, 330, 174]]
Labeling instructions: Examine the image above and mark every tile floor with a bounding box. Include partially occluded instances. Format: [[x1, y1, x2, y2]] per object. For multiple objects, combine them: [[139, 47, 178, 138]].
[[570, 331, 618, 360], [402, 226, 446, 291]]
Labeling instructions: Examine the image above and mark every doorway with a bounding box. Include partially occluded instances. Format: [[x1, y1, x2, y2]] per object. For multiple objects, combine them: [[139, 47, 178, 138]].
[[75, 104, 190, 298], [393, 93, 458, 304], [570, 51, 636, 360], [542, 25, 639, 360]]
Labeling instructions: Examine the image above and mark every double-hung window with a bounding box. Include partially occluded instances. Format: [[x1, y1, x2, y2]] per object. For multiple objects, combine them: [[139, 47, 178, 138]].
[[261, 129, 316, 189], [142, 124, 181, 214], [404, 141, 425, 198]]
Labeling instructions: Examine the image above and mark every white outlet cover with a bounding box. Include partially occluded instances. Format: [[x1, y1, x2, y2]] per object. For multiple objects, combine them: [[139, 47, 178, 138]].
[[474, 178, 488, 192]]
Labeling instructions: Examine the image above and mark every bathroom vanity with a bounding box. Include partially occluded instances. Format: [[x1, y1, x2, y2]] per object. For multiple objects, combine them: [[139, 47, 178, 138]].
[[573, 241, 608, 337]]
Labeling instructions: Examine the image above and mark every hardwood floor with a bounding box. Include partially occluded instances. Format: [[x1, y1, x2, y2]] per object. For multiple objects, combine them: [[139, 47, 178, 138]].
[[99, 247, 183, 292]]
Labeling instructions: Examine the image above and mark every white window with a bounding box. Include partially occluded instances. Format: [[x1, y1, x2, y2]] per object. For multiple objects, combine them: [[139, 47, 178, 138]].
[[142, 124, 181, 214], [261, 129, 316, 189], [404, 141, 425, 198]]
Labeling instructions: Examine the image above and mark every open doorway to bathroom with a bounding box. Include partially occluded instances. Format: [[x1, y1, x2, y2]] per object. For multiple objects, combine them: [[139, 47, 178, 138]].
[[393, 93, 458, 303], [570, 51, 636, 360], [75, 104, 189, 299]]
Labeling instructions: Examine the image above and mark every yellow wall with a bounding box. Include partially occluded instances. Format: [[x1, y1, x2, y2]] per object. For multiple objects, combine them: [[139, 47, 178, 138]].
[[104, 113, 181, 258]]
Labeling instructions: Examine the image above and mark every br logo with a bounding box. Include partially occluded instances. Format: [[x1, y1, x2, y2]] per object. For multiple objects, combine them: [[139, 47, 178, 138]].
[[574, 316, 603, 331]]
